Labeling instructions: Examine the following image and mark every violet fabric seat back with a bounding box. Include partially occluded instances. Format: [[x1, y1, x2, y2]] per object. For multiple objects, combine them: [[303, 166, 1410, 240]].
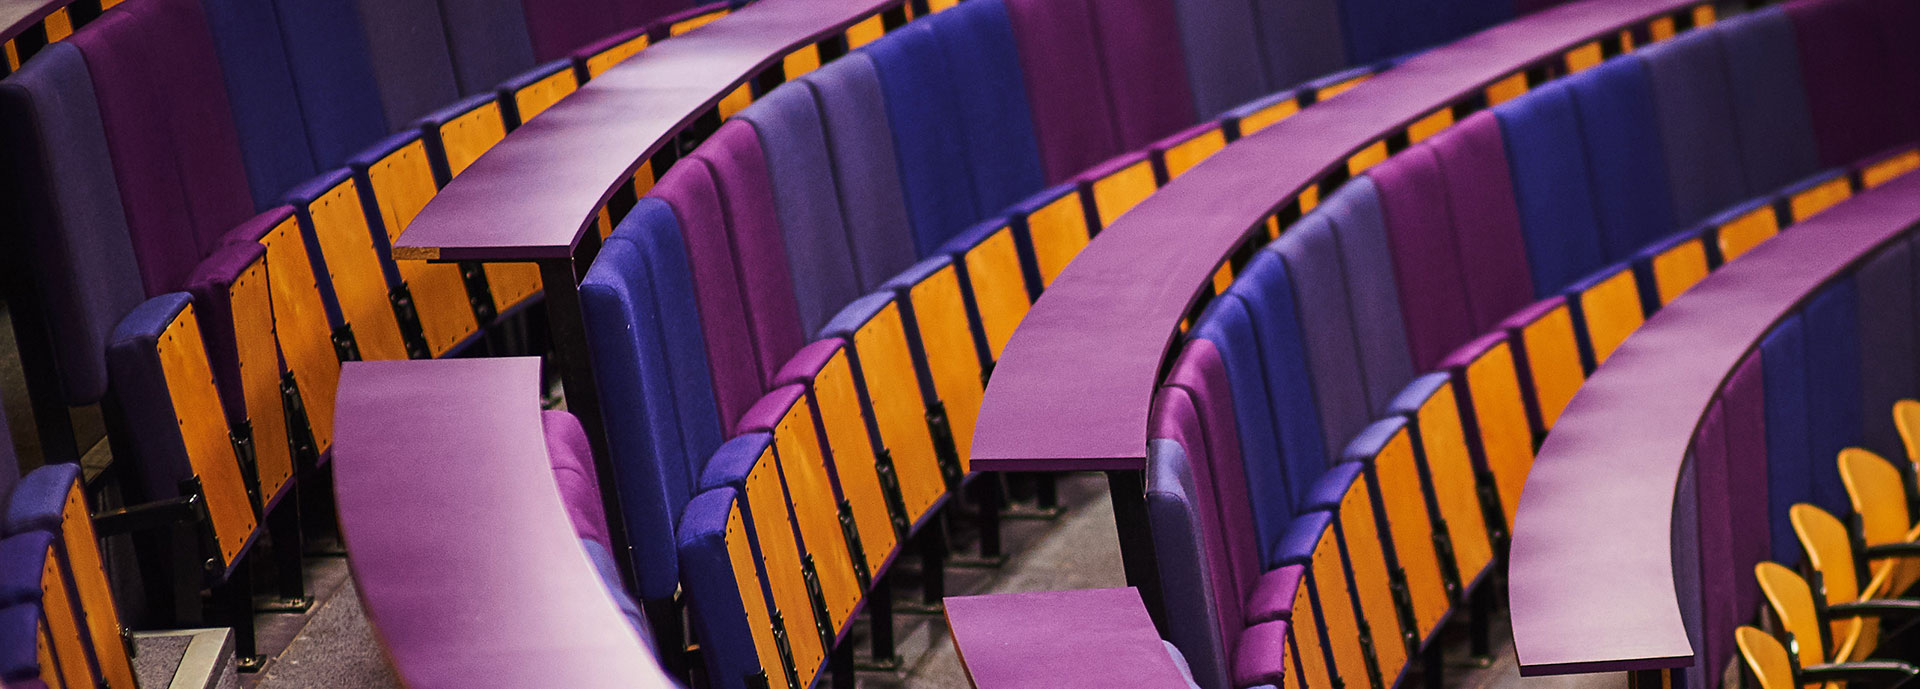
[[543, 410, 613, 552], [198, 0, 317, 210], [580, 199, 725, 602], [868, 22, 981, 257], [737, 84, 863, 335], [521, 0, 615, 63], [1802, 279, 1863, 517], [1565, 57, 1675, 263], [1005, 0, 1119, 184], [1855, 238, 1919, 461], [1151, 383, 1246, 686], [799, 54, 917, 292], [71, 0, 256, 298], [352, 0, 461, 130], [0, 43, 146, 407], [1495, 83, 1605, 298], [1761, 314, 1812, 564], [269, 0, 391, 170], [1189, 298, 1295, 568], [1688, 355, 1769, 689], [924, 0, 1046, 225], [1270, 217, 1374, 467], [1145, 438, 1231, 689], [1426, 111, 1534, 334], [1252, 0, 1346, 90], [1319, 179, 1415, 415], [1370, 146, 1476, 373], [1166, 342, 1267, 618], [1713, 8, 1820, 194], [1170, 0, 1267, 118], [1088, 0, 1194, 152], [1785, 0, 1920, 168], [652, 156, 765, 432], [438, 0, 537, 95], [1637, 30, 1749, 227]]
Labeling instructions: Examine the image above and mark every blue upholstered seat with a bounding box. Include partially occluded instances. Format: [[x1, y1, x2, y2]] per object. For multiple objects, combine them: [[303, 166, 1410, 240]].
[[1565, 57, 1675, 263], [1496, 83, 1606, 298]]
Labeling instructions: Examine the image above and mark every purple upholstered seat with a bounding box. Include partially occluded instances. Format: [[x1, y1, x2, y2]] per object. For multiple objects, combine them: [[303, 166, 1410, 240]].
[[523, 0, 616, 62], [1853, 239, 1916, 461], [71, 0, 255, 297], [1169, 0, 1267, 117], [543, 410, 611, 552], [699, 121, 806, 382], [1637, 29, 1750, 226], [1714, 8, 1821, 194], [1269, 216, 1373, 468], [1786, 0, 1920, 168], [268, 0, 390, 169], [183, 241, 270, 433], [438, 0, 536, 93], [352, 0, 461, 128], [199, 0, 316, 209], [1088, 0, 1195, 152], [737, 84, 862, 336], [1319, 179, 1415, 416], [0, 42, 145, 407], [799, 54, 917, 292], [1251, 0, 1346, 89], [1427, 111, 1534, 333], [1370, 145, 1476, 373], [1005, 0, 1120, 183], [1149, 386, 1243, 689]]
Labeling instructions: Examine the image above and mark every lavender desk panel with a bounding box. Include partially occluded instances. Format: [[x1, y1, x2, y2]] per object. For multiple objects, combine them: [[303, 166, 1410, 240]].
[[971, 0, 1703, 471], [1509, 173, 1920, 676], [1, 0, 64, 45], [946, 587, 1190, 689], [393, 0, 894, 261], [333, 357, 675, 689]]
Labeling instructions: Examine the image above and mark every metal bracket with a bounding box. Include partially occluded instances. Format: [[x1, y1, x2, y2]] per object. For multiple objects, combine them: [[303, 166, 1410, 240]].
[[838, 500, 873, 589], [925, 400, 963, 491], [387, 282, 432, 359], [1387, 566, 1420, 657], [873, 448, 912, 541], [769, 608, 801, 689], [330, 324, 362, 363], [800, 555, 834, 651], [457, 261, 498, 324], [92, 493, 203, 538], [281, 372, 319, 466], [1430, 516, 1464, 602], [228, 422, 262, 517]]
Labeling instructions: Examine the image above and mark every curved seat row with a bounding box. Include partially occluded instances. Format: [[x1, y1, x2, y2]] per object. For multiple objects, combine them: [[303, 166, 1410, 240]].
[[330, 357, 674, 689], [1513, 168, 1920, 682], [0, 404, 136, 689], [0, 0, 739, 663], [1113, 2, 1920, 687], [571, 1, 1479, 685]]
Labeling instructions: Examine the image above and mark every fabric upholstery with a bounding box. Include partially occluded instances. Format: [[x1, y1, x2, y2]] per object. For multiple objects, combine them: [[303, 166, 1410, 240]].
[[738, 85, 862, 335], [270, 0, 391, 169], [1715, 7, 1821, 193], [868, 23, 979, 256], [927, 0, 1047, 218], [199, 0, 316, 209], [1427, 110, 1534, 333], [1270, 217, 1373, 466], [1566, 56, 1675, 263], [1320, 179, 1414, 415], [544, 410, 612, 552], [439, 0, 537, 94], [1638, 30, 1750, 226], [801, 54, 917, 291], [1370, 146, 1476, 372], [1495, 83, 1605, 297], [352, 0, 461, 129], [1005, 0, 1119, 183]]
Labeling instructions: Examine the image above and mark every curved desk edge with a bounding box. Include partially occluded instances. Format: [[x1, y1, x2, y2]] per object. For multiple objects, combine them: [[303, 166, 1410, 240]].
[[945, 587, 1193, 689], [394, 0, 896, 261], [333, 357, 672, 689], [1508, 172, 1920, 675], [970, 0, 1704, 471]]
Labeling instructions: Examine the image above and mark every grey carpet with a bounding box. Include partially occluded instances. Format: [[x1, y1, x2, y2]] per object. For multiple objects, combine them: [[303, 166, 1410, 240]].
[[134, 634, 194, 689], [252, 582, 399, 689]]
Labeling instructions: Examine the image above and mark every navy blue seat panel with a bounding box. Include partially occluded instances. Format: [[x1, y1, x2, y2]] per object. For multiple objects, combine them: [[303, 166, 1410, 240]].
[[1565, 56, 1675, 263], [1803, 278, 1863, 518], [437, 0, 537, 95], [1761, 314, 1812, 564], [868, 22, 979, 258], [925, 0, 1047, 218], [1495, 83, 1606, 298], [270, 0, 391, 169], [1714, 7, 1821, 194], [352, 0, 461, 130], [199, 0, 317, 209], [1638, 29, 1750, 227]]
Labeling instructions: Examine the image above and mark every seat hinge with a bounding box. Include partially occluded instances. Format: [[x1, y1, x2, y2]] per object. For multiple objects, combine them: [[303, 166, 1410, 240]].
[[387, 282, 432, 359], [800, 556, 834, 650], [925, 399, 963, 491], [768, 607, 801, 689], [331, 324, 362, 363], [1387, 566, 1420, 658], [1430, 516, 1464, 602], [1355, 618, 1386, 689], [457, 261, 498, 325], [839, 500, 873, 589], [873, 448, 912, 541], [280, 372, 319, 465], [228, 421, 261, 517]]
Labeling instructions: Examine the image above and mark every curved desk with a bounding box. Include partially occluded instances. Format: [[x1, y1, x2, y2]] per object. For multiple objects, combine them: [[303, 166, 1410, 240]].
[[394, 0, 897, 262], [1508, 172, 1920, 677], [971, 0, 1705, 472], [333, 357, 674, 689]]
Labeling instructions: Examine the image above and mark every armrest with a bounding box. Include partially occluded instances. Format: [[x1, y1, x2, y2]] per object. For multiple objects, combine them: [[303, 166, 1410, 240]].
[[92, 494, 204, 537], [1801, 661, 1920, 686], [1829, 600, 1920, 618]]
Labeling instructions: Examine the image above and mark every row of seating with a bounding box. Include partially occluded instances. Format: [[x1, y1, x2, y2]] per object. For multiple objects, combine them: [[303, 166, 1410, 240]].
[[1737, 429, 1920, 689], [1133, 1, 1920, 686], [577, 3, 1433, 684], [0, 402, 136, 689], [0, 0, 747, 664]]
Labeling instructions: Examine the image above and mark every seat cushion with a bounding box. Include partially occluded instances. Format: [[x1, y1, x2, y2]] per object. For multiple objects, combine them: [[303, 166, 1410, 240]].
[[1244, 564, 1304, 624], [543, 411, 611, 552], [1231, 619, 1292, 689]]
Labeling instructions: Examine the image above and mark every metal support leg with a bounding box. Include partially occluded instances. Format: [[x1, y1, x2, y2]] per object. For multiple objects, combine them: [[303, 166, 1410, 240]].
[[920, 526, 947, 607], [537, 257, 636, 592], [1106, 469, 1167, 637], [261, 490, 312, 613], [1469, 581, 1493, 667], [831, 640, 856, 689], [644, 597, 688, 680], [861, 578, 900, 671], [215, 559, 264, 672], [1629, 669, 1667, 689], [950, 478, 1005, 568], [1423, 644, 1444, 689]]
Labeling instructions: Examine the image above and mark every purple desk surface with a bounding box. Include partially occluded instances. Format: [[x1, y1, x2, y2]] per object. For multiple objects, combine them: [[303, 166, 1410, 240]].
[[393, 0, 894, 261], [2, 0, 68, 45], [1509, 172, 1920, 676], [333, 357, 676, 689], [945, 587, 1190, 689], [970, 0, 1703, 472]]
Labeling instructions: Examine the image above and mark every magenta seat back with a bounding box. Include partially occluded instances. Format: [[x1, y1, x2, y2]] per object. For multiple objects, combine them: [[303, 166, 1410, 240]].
[[1430, 110, 1535, 333], [1090, 0, 1195, 152], [1371, 145, 1476, 372], [1005, 0, 1119, 183]]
